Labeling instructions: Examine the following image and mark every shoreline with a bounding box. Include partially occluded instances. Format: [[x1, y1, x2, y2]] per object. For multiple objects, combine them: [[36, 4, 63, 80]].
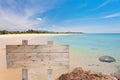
[[0, 33, 71, 37]]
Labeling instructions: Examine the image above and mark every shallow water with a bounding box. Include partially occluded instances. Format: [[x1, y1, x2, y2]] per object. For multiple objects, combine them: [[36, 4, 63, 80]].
[[51, 33, 120, 58], [50, 33, 120, 72]]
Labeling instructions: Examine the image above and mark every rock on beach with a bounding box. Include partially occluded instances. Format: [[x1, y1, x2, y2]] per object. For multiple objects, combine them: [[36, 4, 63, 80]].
[[99, 56, 116, 63], [57, 67, 117, 80], [114, 71, 120, 80]]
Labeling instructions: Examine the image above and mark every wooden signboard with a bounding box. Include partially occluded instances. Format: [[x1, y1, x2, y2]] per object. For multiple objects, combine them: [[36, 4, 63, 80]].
[[6, 40, 69, 69]]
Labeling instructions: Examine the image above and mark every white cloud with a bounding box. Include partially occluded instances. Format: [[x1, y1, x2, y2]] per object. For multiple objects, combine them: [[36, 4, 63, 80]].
[[96, 0, 114, 9], [104, 13, 120, 18], [0, 0, 60, 30], [36, 18, 42, 21], [0, 8, 39, 30]]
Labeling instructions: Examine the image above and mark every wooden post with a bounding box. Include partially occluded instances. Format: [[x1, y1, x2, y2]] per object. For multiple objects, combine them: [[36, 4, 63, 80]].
[[22, 38, 28, 80], [47, 41, 53, 45], [47, 68, 52, 80], [22, 69, 28, 80], [47, 41, 53, 80], [22, 40, 28, 45]]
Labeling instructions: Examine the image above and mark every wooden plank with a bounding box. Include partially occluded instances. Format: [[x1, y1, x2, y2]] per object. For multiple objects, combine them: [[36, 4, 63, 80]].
[[6, 45, 69, 53], [7, 60, 69, 69], [7, 53, 69, 68], [7, 53, 69, 61]]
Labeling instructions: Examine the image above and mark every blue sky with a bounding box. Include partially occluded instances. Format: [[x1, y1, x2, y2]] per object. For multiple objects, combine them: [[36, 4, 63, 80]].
[[0, 0, 120, 33]]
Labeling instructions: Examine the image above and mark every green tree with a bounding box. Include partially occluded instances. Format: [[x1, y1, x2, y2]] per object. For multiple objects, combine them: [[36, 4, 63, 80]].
[[0, 30, 9, 34]]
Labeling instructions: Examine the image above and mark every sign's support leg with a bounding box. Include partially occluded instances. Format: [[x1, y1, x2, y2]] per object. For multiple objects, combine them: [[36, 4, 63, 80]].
[[22, 69, 28, 80], [47, 69, 52, 80]]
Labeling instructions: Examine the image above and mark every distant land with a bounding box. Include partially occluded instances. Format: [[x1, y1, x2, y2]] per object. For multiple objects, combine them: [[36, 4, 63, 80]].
[[0, 29, 83, 34]]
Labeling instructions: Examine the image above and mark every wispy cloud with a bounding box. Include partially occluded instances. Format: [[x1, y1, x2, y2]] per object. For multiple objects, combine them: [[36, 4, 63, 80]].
[[97, 0, 113, 9], [103, 13, 120, 18], [36, 18, 42, 21], [0, 0, 60, 30]]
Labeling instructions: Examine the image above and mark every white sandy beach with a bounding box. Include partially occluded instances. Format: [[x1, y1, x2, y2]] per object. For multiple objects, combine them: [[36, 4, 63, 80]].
[[0, 34, 70, 80], [0, 34, 118, 80]]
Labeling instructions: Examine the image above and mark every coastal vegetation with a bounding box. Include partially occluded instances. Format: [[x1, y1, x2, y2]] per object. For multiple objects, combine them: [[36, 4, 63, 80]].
[[0, 29, 83, 34]]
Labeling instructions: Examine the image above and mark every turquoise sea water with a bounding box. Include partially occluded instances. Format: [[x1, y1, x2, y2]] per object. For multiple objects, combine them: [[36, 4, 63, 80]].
[[50, 33, 120, 61]]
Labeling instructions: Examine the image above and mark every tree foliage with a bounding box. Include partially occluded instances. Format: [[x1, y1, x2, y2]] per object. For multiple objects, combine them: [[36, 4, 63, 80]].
[[0, 29, 82, 34]]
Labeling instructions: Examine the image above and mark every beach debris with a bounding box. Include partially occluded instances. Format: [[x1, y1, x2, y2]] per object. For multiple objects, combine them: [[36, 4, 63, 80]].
[[99, 56, 116, 63], [56, 67, 117, 80], [113, 71, 120, 80]]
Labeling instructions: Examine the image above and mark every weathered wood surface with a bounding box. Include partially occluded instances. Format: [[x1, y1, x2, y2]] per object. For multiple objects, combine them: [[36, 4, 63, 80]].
[[6, 40, 69, 69], [6, 45, 69, 53], [22, 69, 28, 80]]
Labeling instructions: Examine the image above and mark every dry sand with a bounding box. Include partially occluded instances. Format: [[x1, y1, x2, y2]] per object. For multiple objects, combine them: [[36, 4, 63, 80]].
[[0, 34, 118, 80], [0, 34, 70, 80]]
